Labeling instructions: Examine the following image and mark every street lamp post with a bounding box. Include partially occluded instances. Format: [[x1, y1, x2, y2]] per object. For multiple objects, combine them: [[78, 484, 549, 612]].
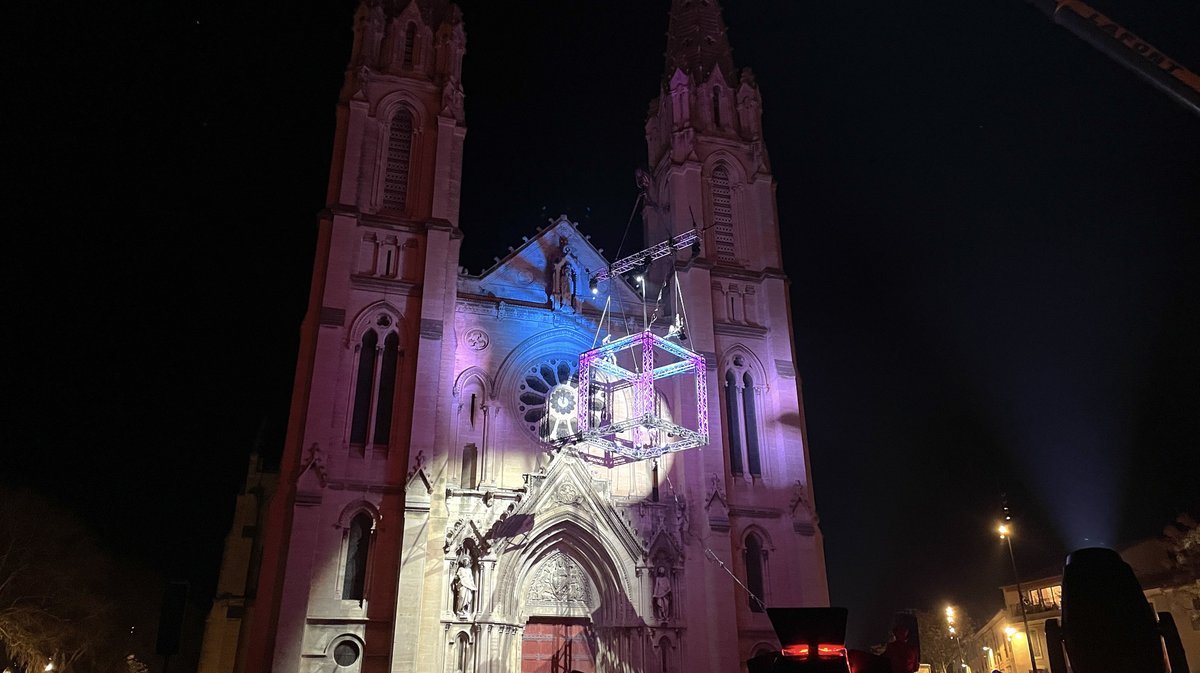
[[998, 523, 1039, 673], [946, 607, 966, 672]]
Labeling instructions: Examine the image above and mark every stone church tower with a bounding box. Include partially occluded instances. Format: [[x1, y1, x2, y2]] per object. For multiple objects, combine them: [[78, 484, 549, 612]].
[[197, 1, 828, 672]]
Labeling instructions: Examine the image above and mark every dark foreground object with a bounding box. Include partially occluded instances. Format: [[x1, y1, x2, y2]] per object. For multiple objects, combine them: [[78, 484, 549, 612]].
[[748, 608, 852, 673], [1045, 546, 1190, 673]]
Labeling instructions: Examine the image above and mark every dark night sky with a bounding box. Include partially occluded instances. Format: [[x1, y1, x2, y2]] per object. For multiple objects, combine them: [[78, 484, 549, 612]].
[[6, 0, 1199, 650]]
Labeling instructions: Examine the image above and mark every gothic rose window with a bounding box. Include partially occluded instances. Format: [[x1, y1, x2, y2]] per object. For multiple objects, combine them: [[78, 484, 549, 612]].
[[518, 357, 581, 444]]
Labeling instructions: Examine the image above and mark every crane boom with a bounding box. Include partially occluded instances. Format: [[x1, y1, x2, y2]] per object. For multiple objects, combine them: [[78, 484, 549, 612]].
[[1024, 0, 1200, 117]]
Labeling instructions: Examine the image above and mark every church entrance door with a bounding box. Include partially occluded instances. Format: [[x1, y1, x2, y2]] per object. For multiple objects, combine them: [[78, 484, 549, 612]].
[[520, 618, 595, 673]]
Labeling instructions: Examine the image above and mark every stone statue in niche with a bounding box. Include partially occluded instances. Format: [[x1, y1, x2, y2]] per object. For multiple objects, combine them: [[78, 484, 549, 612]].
[[550, 250, 577, 312], [652, 566, 672, 621], [452, 552, 476, 619]]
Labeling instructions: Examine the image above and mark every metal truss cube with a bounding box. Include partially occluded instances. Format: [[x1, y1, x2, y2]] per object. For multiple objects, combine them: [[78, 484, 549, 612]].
[[577, 330, 708, 461]]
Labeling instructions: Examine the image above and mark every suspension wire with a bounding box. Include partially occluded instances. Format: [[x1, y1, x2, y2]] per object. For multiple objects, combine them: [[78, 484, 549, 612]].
[[645, 270, 670, 330], [607, 193, 645, 347], [660, 467, 766, 612], [674, 270, 691, 339], [586, 189, 650, 463], [614, 192, 644, 270], [590, 296, 612, 349], [646, 190, 677, 333]]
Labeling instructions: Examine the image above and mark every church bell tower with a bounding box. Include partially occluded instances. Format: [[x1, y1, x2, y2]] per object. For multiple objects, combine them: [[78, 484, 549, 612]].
[[241, 1, 467, 671], [642, 0, 831, 659]]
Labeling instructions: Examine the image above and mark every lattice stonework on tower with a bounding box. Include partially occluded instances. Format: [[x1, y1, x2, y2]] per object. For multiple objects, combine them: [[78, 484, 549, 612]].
[[712, 165, 735, 261], [383, 108, 413, 209], [577, 330, 708, 461]]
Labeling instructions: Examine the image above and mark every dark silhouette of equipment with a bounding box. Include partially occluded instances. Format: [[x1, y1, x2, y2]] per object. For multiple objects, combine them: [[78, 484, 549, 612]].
[[1043, 547, 1190, 673], [1022, 0, 1200, 116], [748, 607, 852, 673]]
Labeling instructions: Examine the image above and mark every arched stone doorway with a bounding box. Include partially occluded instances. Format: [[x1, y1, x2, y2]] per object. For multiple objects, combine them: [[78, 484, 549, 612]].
[[473, 450, 660, 672], [519, 550, 599, 672]]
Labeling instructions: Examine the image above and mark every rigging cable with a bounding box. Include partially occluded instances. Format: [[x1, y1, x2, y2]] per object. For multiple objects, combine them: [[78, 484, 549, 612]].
[[659, 465, 766, 612]]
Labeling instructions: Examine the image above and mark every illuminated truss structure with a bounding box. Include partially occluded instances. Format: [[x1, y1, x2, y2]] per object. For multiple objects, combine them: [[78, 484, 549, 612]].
[[577, 330, 708, 461], [590, 229, 698, 282]]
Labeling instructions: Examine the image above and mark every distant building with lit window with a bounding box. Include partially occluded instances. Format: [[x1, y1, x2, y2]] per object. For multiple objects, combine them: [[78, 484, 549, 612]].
[[966, 538, 1200, 673]]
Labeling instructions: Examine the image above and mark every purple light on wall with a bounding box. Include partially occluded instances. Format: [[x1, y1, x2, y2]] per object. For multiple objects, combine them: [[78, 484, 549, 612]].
[[576, 329, 708, 462]]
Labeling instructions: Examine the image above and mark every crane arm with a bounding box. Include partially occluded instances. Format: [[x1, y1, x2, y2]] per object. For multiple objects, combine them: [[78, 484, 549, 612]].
[[1025, 0, 1200, 117]]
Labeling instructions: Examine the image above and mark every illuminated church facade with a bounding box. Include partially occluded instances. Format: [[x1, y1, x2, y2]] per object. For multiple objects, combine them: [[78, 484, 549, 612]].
[[198, 1, 828, 671]]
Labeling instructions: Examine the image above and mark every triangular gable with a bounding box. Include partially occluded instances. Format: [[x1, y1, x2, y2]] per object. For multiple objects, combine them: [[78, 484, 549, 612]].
[[476, 215, 642, 313], [491, 448, 645, 564]]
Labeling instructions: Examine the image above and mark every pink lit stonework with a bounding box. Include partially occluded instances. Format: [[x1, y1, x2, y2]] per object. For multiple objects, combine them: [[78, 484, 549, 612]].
[[197, 1, 830, 672]]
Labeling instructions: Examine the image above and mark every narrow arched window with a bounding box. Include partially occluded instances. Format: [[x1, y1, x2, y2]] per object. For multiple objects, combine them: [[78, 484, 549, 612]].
[[350, 330, 379, 446], [659, 636, 671, 673], [712, 87, 721, 127], [372, 332, 399, 446], [725, 371, 743, 475], [745, 533, 765, 612], [403, 23, 416, 67], [383, 108, 414, 210], [342, 512, 372, 600], [743, 372, 760, 476], [455, 633, 471, 671], [461, 443, 478, 490], [711, 165, 735, 261]]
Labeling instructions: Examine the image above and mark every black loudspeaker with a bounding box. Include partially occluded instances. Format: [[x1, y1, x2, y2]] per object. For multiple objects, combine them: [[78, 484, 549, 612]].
[[1043, 547, 1190, 673], [156, 580, 189, 656]]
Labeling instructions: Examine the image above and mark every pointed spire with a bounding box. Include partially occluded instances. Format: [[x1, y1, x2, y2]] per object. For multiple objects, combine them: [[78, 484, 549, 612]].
[[363, 0, 456, 26], [664, 0, 736, 84]]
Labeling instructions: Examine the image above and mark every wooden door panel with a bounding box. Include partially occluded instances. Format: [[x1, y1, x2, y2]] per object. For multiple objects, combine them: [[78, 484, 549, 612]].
[[521, 622, 594, 673]]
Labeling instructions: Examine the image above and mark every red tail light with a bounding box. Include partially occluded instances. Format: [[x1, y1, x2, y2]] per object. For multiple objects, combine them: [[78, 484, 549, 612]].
[[817, 644, 847, 658], [780, 644, 846, 659], [781, 645, 810, 657]]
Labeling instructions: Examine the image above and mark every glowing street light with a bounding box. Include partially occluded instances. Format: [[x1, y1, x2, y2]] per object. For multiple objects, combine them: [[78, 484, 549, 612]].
[[998, 522, 1038, 672], [946, 605, 965, 670]]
